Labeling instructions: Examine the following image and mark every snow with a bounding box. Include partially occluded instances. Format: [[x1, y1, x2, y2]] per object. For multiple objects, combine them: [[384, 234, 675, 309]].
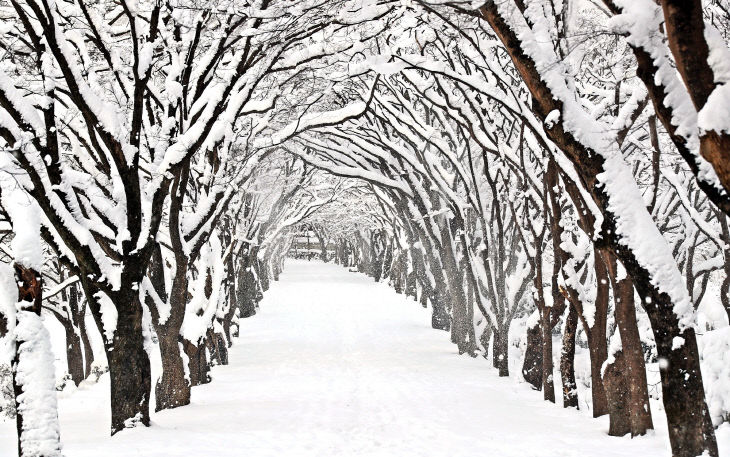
[[95, 293, 118, 343], [671, 336, 685, 350], [698, 83, 730, 134], [12, 311, 62, 457], [700, 22, 730, 134], [180, 240, 224, 344], [487, 0, 696, 330], [699, 327, 730, 427], [2, 187, 43, 271], [609, 0, 726, 193], [0, 263, 16, 364], [3, 260, 728, 456], [544, 109, 561, 129]]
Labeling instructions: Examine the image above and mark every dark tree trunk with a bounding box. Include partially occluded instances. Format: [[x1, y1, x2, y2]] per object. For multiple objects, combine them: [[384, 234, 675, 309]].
[[65, 282, 86, 385], [492, 327, 509, 377], [430, 265, 451, 331], [216, 332, 229, 365], [0, 308, 6, 339], [540, 307, 555, 403], [49, 275, 87, 386], [148, 243, 191, 413], [70, 283, 95, 380], [82, 276, 152, 435], [222, 222, 238, 345], [442, 224, 471, 354], [480, 325, 492, 361], [236, 247, 258, 319], [431, 293, 451, 331], [547, 157, 577, 408], [257, 258, 270, 293], [79, 317, 94, 377], [222, 306, 237, 346], [405, 262, 418, 300], [392, 251, 407, 294], [522, 318, 543, 390], [206, 328, 228, 366], [63, 323, 85, 386], [407, 219, 450, 331], [314, 229, 328, 262], [372, 232, 384, 282], [533, 240, 554, 402], [106, 290, 151, 434], [182, 338, 211, 386], [465, 271, 477, 357], [605, 255, 653, 436], [560, 304, 579, 409], [586, 252, 610, 417], [155, 327, 190, 412], [381, 239, 393, 281], [603, 348, 632, 437], [718, 213, 730, 323]]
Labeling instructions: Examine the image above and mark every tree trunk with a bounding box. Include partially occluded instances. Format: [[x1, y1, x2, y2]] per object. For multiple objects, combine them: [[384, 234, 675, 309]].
[[71, 283, 94, 380], [588, 252, 610, 417], [431, 291, 451, 331], [257, 258, 270, 293], [480, 325, 493, 361], [547, 157, 577, 407], [718, 213, 730, 323], [605, 255, 653, 436], [603, 348, 632, 437], [155, 328, 190, 412], [78, 312, 94, 378], [206, 328, 228, 366], [63, 323, 85, 386], [522, 317, 542, 390], [60, 281, 87, 386], [447, 272, 470, 353], [182, 338, 211, 386], [560, 304, 579, 408], [106, 290, 151, 434], [149, 244, 191, 413], [12, 264, 63, 457], [465, 272, 477, 357], [216, 332, 229, 365], [540, 307, 555, 403], [639, 299, 715, 456], [237, 250, 258, 319], [492, 326, 510, 377], [223, 229, 238, 345], [405, 261, 418, 300], [533, 240, 554, 402]]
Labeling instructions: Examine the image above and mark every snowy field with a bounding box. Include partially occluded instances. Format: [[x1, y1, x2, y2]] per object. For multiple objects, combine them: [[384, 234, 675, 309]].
[[1, 259, 729, 456]]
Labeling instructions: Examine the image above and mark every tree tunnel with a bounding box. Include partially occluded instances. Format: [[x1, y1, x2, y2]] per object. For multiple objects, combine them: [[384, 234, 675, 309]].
[[0, 1, 730, 457]]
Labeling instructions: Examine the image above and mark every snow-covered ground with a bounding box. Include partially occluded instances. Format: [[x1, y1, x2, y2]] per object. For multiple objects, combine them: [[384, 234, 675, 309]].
[[1, 259, 729, 456]]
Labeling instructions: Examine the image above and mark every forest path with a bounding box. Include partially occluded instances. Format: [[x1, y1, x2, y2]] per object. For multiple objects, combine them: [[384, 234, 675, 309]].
[[1, 259, 675, 456]]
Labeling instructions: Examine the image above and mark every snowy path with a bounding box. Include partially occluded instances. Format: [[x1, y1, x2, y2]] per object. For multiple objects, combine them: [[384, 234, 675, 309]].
[[3, 259, 726, 456]]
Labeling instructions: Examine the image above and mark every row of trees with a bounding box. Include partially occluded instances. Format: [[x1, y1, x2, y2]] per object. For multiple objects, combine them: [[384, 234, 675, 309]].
[[0, 1, 729, 457], [284, 2, 730, 457], [0, 0, 385, 454]]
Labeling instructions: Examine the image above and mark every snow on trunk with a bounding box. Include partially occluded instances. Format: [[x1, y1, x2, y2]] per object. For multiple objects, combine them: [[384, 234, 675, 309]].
[[13, 310, 63, 457], [1, 186, 63, 456]]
